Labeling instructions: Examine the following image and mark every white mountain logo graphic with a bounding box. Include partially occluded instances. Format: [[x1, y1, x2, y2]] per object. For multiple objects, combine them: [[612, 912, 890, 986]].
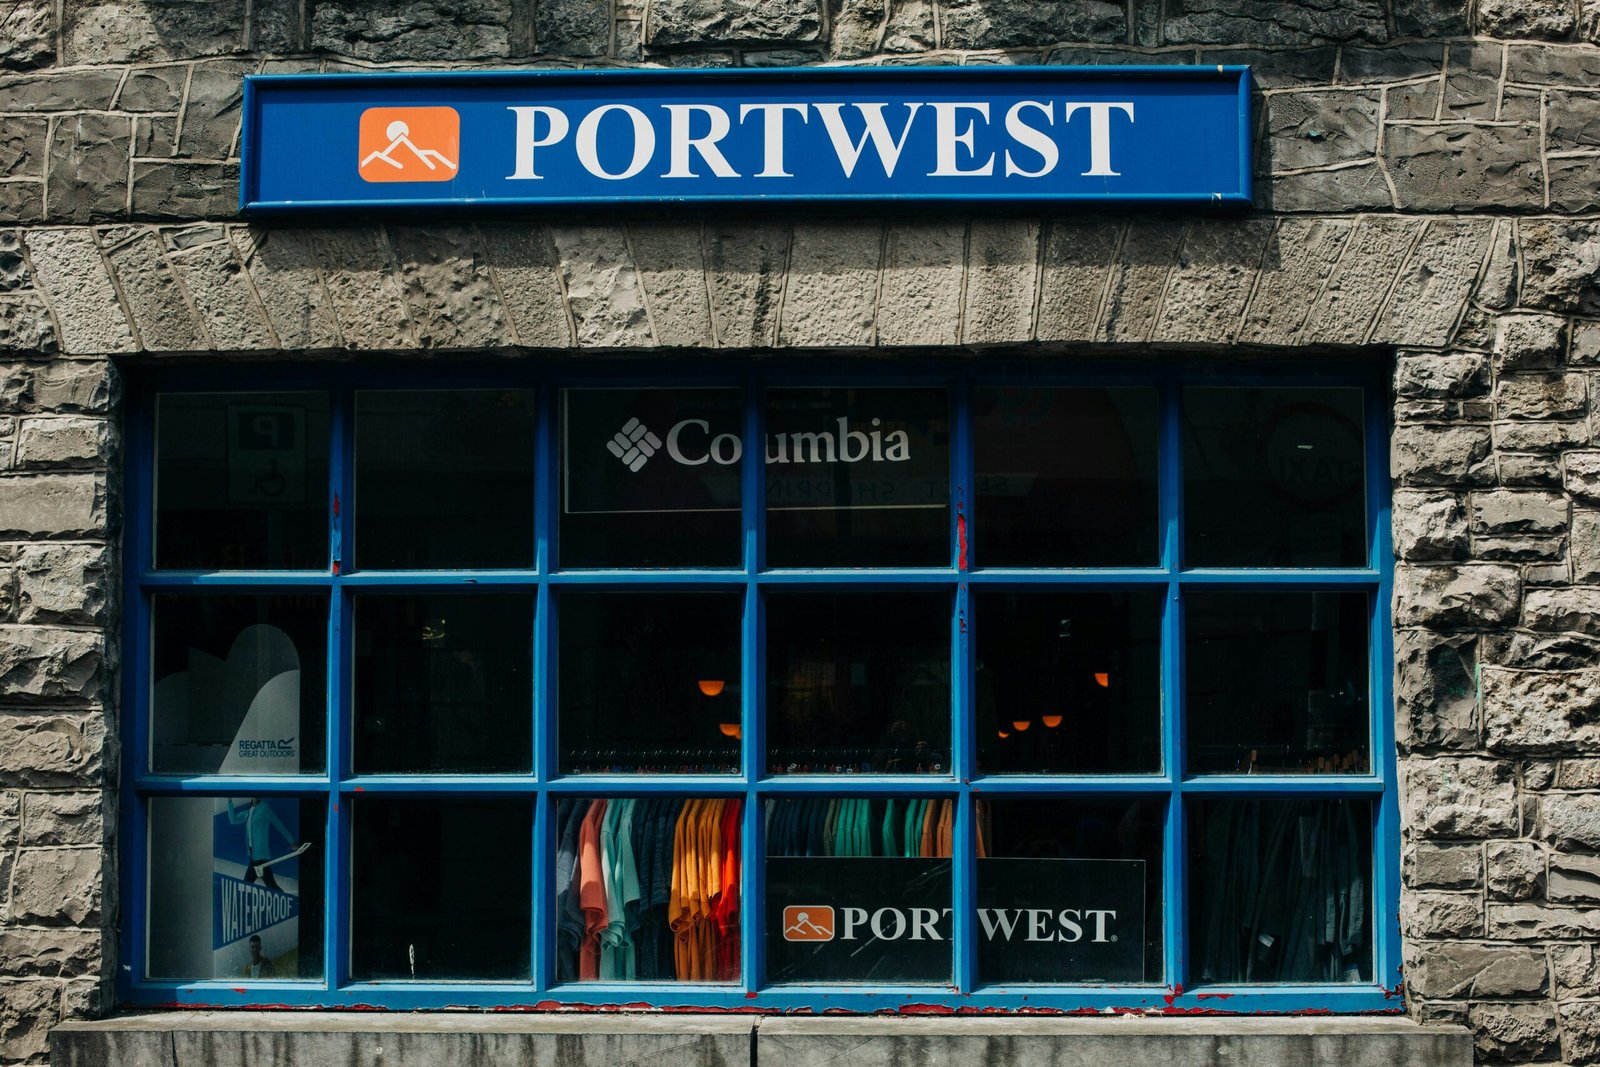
[[782, 906, 835, 942], [361, 120, 458, 173]]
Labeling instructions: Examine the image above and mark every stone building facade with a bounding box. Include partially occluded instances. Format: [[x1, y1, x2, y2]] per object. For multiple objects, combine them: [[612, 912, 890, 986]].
[[1, 0, 1600, 1064]]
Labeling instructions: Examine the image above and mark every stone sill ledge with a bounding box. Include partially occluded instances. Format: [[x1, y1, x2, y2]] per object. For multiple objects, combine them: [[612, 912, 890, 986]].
[[53, 1012, 1473, 1067]]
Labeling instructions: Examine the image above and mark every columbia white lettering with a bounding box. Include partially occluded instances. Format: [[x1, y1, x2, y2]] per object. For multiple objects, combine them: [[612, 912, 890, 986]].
[[789, 430, 836, 464], [506, 106, 569, 180], [1062, 101, 1134, 176], [1003, 100, 1057, 178], [739, 102, 809, 178], [814, 102, 923, 178], [666, 419, 710, 465], [663, 104, 738, 178], [576, 104, 654, 180], [929, 102, 994, 177]]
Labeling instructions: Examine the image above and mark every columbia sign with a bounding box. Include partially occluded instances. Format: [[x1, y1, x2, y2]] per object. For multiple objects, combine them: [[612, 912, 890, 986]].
[[241, 67, 1251, 212], [635, 416, 913, 469]]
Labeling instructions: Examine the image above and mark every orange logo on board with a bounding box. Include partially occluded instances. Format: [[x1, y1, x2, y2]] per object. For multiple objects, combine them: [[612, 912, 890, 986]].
[[782, 906, 835, 942], [358, 107, 460, 182]]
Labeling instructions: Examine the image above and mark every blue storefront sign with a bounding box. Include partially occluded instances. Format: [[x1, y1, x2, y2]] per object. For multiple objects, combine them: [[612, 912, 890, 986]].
[[240, 66, 1251, 213]]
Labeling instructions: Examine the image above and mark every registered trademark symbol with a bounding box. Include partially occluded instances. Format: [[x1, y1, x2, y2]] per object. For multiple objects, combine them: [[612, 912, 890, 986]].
[[1111, 935, 1118, 942]]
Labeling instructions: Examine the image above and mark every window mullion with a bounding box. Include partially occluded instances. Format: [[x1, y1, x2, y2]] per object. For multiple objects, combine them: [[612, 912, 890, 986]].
[[741, 368, 765, 994], [951, 376, 976, 994], [1159, 372, 1187, 993], [534, 383, 558, 992], [1367, 374, 1402, 993], [327, 384, 356, 993]]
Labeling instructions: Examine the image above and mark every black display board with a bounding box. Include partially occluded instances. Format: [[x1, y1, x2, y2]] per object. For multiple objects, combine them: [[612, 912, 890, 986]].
[[766, 857, 1144, 984]]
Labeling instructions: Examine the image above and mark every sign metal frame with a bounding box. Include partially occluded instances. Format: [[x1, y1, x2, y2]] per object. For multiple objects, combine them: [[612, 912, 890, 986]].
[[239, 65, 1254, 214]]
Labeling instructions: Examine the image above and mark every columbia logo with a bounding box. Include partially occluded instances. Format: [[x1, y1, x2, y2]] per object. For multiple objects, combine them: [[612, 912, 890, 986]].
[[607, 418, 662, 472]]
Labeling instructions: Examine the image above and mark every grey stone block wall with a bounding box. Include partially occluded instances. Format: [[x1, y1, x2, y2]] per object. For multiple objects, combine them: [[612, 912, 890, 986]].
[[0, 0, 1599, 1065]]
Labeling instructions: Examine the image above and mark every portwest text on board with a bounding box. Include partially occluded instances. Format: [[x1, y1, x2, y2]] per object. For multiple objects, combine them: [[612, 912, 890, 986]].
[[240, 66, 1252, 212]]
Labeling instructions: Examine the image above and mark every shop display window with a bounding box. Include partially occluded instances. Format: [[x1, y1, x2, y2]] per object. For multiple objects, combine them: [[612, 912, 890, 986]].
[[124, 363, 1394, 1012]]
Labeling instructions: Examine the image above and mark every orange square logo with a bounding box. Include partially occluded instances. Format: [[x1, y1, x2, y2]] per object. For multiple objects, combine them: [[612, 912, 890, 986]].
[[782, 905, 835, 942], [358, 107, 460, 183]]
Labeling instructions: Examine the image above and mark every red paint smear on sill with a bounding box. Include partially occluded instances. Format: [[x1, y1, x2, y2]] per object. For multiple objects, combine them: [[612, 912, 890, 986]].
[[956, 509, 968, 571]]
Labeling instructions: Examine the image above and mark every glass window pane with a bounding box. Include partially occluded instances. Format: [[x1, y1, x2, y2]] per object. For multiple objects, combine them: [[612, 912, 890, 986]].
[[1186, 591, 1371, 775], [351, 797, 531, 980], [1184, 387, 1367, 567], [558, 593, 741, 775], [976, 592, 1161, 775], [147, 796, 324, 980], [353, 594, 533, 775], [1189, 798, 1373, 984], [766, 388, 949, 567], [355, 390, 535, 569], [151, 594, 327, 775], [765, 796, 952, 984], [555, 796, 742, 982], [978, 797, 1163, 984], [561, 388, 742, 568], [155, 393, 329, 570], [766, 592, 950, 775], [975, 387, 1158, 567]]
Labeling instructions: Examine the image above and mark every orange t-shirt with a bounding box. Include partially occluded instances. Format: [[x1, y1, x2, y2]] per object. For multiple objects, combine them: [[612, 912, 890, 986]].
[[577, 800, 609, 980], [669, 799, 700, 979], [919, 798, 939, 857]]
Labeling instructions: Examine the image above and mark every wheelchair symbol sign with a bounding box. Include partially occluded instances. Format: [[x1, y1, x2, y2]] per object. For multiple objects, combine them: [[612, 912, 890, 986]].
[[228, 406, 306, 505]]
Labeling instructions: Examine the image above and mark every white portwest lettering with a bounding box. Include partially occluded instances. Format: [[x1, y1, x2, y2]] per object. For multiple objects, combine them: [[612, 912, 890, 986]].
[[1003, 100, 1057, 178], [909, 907, 943, 941], [576, 104, 654, 180], [978, 908, 1024, 941], [663, 104, 738, 178], [739, 102, 809, 178], [870, 908, 907, 941], [506, 106, 569, 180], [1062, 102, 1134, 176], [814, 102, 924, 178], [973, 907, 1111, 942], [929, 102, 994, 177], [842, 907, 870, 940]]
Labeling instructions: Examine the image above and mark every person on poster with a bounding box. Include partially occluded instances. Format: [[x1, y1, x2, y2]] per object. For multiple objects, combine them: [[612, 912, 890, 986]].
[[241, 934, 277, 979], [227, 797, 296, 891]]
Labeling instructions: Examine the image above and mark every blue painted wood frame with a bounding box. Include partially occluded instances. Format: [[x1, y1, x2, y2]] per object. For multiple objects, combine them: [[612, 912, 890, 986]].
[[118, 358, 1400, 1015]]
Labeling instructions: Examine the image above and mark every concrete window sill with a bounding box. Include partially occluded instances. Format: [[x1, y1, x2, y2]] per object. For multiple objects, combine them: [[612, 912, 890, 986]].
[[53, 1012, 1472, 1067]]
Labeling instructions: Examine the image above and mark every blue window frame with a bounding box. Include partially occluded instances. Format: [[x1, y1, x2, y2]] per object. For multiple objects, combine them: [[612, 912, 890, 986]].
[[120, 358, 1400, 1014]]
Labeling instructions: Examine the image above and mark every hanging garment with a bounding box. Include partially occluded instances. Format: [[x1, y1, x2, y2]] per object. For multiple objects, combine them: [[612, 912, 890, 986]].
[[577, 799, 609, 981], [554, 798, 587, 981]]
